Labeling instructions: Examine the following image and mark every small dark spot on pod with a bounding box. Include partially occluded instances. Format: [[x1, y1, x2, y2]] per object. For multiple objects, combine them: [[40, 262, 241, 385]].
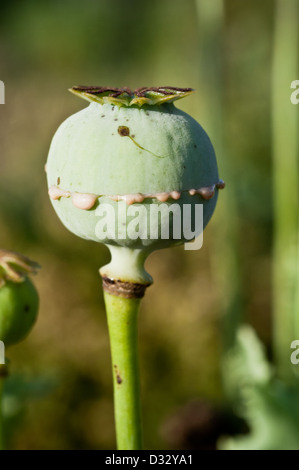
[[118, 126, 130, 137], [101, 114, 105, 118], [57, 176, 60, 185], [24, 305, 30, 312], [194, 144, 197, 148], [131, 134, 135, 138], [114, 118, 118, 121]]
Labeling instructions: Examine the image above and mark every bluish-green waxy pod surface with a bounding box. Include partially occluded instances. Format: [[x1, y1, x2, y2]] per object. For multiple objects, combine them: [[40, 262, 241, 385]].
[[47, 97, 219, 250]]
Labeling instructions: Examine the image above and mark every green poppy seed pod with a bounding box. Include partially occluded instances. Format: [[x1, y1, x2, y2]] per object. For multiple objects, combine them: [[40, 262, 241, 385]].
[[0, 250, 40, 347], [46, 87, 224, 287]]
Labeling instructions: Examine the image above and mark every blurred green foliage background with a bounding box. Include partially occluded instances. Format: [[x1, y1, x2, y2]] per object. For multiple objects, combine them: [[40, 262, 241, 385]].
[[0, 0, 283, 449]]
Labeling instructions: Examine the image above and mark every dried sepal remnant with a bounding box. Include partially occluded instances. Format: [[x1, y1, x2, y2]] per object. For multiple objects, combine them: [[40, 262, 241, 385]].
[[0, 250, 40, 287], [69, 86, 194, 107]]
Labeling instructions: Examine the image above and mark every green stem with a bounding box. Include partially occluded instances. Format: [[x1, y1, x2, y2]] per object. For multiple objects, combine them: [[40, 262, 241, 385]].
[[104, 291, 143, 450], [272, 0, 299, 382]]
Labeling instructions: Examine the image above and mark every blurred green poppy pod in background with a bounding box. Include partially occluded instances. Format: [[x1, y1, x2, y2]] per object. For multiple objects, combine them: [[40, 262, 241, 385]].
[[0, 250, 39, 347]]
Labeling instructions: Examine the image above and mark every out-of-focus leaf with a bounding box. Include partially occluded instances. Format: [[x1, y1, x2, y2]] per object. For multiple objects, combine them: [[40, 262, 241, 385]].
[[219, 325, 299, 450]]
